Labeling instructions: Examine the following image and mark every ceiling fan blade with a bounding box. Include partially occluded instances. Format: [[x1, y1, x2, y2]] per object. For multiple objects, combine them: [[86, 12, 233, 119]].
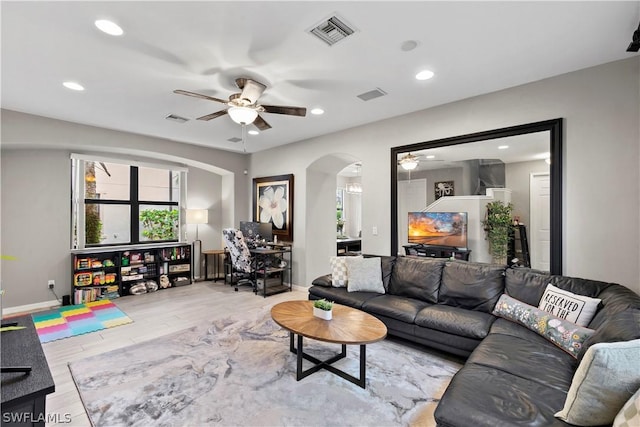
[[253, 115, 272, 131], [174, 89, 227, 104], [261, 105, 307, 117], [196, 110, 228, 121], [240, 79, 267, 105]]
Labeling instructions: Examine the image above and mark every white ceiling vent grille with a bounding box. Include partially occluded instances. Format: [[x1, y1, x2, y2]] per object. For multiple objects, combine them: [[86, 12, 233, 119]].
[[357, 88, 387, 101], [165, 114, 189, 123], [309, 15, 356, 46]]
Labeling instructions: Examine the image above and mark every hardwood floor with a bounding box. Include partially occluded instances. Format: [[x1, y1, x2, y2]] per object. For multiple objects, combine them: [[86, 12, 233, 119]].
[[41, 281, 307, 427]]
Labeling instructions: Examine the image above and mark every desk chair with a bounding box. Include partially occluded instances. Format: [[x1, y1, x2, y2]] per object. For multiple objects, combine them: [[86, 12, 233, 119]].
[[222, 228, 254, 291]]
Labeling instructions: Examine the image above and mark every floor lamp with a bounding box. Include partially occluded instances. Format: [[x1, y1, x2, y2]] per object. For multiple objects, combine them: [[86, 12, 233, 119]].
[[186, 209, 208, 281]]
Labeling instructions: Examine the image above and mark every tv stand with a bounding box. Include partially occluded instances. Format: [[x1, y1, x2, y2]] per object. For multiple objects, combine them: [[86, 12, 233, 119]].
[[403, 244, 471, 261]]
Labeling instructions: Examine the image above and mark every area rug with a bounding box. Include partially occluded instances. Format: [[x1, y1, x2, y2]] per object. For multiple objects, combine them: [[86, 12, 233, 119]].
[[32, 300, 133, 343], [68, 308, 462, 427]]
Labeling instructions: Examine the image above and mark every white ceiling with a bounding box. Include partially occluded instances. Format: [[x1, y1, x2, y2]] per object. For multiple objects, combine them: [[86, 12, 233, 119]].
[[2, 1, 639, 154]]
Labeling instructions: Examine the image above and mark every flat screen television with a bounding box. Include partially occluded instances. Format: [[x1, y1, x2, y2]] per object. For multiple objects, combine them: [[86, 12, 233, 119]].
[[408, 212, 468, 249]]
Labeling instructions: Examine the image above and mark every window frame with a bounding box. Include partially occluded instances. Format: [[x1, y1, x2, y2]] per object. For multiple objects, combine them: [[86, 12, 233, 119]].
[[71, 155, 187, 249]]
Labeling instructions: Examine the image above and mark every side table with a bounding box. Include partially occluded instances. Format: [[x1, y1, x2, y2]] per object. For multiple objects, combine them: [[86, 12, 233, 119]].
[[202, 249, 225, 282]]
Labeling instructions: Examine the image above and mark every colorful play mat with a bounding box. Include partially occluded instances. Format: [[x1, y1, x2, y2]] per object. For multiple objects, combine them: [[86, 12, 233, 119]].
[[32, 300, 133, 343]]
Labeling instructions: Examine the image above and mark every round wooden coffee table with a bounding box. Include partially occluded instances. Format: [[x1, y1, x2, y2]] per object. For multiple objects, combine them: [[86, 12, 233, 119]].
[[271, 300, 387, 388]]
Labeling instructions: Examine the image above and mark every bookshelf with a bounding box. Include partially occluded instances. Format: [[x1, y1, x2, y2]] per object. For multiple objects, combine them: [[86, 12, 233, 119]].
[[71, 243, 192, 304]]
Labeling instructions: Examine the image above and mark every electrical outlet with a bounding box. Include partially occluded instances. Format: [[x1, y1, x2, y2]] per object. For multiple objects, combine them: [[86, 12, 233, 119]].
[[372, 226, 378, 236], [48, 279, 55, 289]]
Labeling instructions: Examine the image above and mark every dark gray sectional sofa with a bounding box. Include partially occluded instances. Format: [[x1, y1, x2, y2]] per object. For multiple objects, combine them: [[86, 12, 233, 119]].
[[308, 256, 640, 427]]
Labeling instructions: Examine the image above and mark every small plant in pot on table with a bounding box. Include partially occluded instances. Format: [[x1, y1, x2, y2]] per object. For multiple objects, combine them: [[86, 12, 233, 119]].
[[313, 299, 334, 320]]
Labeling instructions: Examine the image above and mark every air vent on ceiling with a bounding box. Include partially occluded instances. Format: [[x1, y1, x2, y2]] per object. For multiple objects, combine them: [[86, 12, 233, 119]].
[[309, 15, 356, 46], [357, 88, 387, 101], [227, 137, 242, 143], [165, 114, 189, 123]]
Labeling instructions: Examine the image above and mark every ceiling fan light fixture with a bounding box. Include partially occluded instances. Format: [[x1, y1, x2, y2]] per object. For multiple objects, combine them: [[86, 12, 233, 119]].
[[228, 106, 258, 125], [399, 154, 419, 170]]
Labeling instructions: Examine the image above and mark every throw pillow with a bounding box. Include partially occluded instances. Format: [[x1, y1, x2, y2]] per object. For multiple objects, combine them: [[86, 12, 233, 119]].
[[345, 256, 385, 294], [614, 387, 640, 427], [329, 256, 349, 287], [493, 293, 595, 358], [538, 283, 601, 327], [555, 339, 640, 426]]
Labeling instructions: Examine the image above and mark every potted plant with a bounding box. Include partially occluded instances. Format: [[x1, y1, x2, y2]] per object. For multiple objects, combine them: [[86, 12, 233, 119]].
[[313, 299, 334, 320], [482, 200, 514, 264]]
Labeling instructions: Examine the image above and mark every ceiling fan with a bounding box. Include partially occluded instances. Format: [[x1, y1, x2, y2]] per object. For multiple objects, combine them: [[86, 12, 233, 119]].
[[398, 152, 443, 170], [174, 78, 306, 130]]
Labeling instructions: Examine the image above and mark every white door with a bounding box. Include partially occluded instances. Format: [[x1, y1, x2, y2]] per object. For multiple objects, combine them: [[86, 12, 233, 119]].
[[530, 173, 551, 271], [397, 179, 427, 254]]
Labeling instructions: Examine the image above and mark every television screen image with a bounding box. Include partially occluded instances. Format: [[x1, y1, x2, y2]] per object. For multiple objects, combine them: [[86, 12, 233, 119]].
[[408, 212, 468, 248], [240, 221, 273, 242]]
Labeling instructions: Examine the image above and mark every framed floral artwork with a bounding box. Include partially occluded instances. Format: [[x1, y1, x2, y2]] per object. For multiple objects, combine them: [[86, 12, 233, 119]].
[[253, 174, 294, 242], [435, 180, 455, 200]]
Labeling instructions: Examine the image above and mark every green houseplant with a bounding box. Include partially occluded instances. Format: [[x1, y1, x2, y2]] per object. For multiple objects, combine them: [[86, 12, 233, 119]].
[[313, 299, 334, 320], [140, 209, 179, 241], [482, 201, 514, 264]]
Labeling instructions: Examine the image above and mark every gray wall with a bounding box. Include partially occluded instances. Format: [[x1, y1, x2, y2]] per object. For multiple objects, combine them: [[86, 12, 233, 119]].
[[250, 57, 640, 294], [1, 111, 249, 309]]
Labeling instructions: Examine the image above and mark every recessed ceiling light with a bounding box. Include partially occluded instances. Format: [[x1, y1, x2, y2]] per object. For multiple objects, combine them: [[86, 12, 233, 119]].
[[400, 40, 418, 52], [498, 145, 509, 150], [415, 69, 435, 80], [311, 108, 324, 115], [63, 81, 85, 91], [95, 19, 124, 36], [426, 155, 435, 159], [248, 130, 259, 136]]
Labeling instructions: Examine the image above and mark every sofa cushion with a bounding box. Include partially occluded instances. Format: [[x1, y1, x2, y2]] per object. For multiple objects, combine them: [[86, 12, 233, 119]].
[[438, 261, 505, 312], [579, 309, 640, 361], [555, 339, 640, 426], [470, 332, 577, 393], [308, 286, 379, 309], [414, 305, 496, 340], [361, 294, 431, 324], [505, 266, 553, 306], [588, 284, 640, 330], [345, 256, 385, 293], [388, 256, 444, 303], [311, 274, 332, 287], [493, 294, 595, 358], [538, 283, 601, 327], [435, 363, 570, 427]]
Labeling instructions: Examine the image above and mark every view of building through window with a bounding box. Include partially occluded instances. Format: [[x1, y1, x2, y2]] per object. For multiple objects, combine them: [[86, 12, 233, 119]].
[[76, 159, 183, 247]]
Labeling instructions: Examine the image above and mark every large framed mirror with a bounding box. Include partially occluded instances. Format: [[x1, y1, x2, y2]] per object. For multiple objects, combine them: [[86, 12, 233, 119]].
[[391, 118, 563, 274]]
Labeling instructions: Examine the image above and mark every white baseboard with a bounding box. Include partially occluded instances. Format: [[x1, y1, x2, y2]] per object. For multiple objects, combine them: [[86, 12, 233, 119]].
[[2, 299, 61, 316]]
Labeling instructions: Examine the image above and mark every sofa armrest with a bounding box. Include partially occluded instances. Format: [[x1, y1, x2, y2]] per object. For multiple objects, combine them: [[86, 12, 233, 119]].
[[312, 274, 332, 288]]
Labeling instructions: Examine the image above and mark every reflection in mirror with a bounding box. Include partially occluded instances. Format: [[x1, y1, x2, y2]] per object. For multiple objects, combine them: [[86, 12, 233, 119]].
[[391, 119, 563, 274], [397, 132, 550, 268], [337, 162, 362, 255]]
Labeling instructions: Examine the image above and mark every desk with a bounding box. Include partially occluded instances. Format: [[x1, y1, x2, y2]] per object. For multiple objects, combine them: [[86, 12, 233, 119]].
[[250, 247, 292, 298], [337, 238, 361, 256], [1, 316, 56, 426], [202, 249, 225, 282]]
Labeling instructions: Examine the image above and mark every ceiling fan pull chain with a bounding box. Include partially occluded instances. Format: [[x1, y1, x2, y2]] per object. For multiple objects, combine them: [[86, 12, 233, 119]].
[[242, 123, 247, 153]]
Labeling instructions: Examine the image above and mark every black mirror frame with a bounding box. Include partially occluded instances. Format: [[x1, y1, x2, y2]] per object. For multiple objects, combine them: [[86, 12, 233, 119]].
[[391, 118, 563, 274]]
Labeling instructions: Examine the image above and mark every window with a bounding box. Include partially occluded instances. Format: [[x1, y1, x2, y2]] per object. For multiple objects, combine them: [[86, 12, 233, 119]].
[[72, 156, 187, 248]]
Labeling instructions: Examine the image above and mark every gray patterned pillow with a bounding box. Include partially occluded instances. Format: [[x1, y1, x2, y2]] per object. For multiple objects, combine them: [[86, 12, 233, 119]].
[[329, 256, 349, 287]]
